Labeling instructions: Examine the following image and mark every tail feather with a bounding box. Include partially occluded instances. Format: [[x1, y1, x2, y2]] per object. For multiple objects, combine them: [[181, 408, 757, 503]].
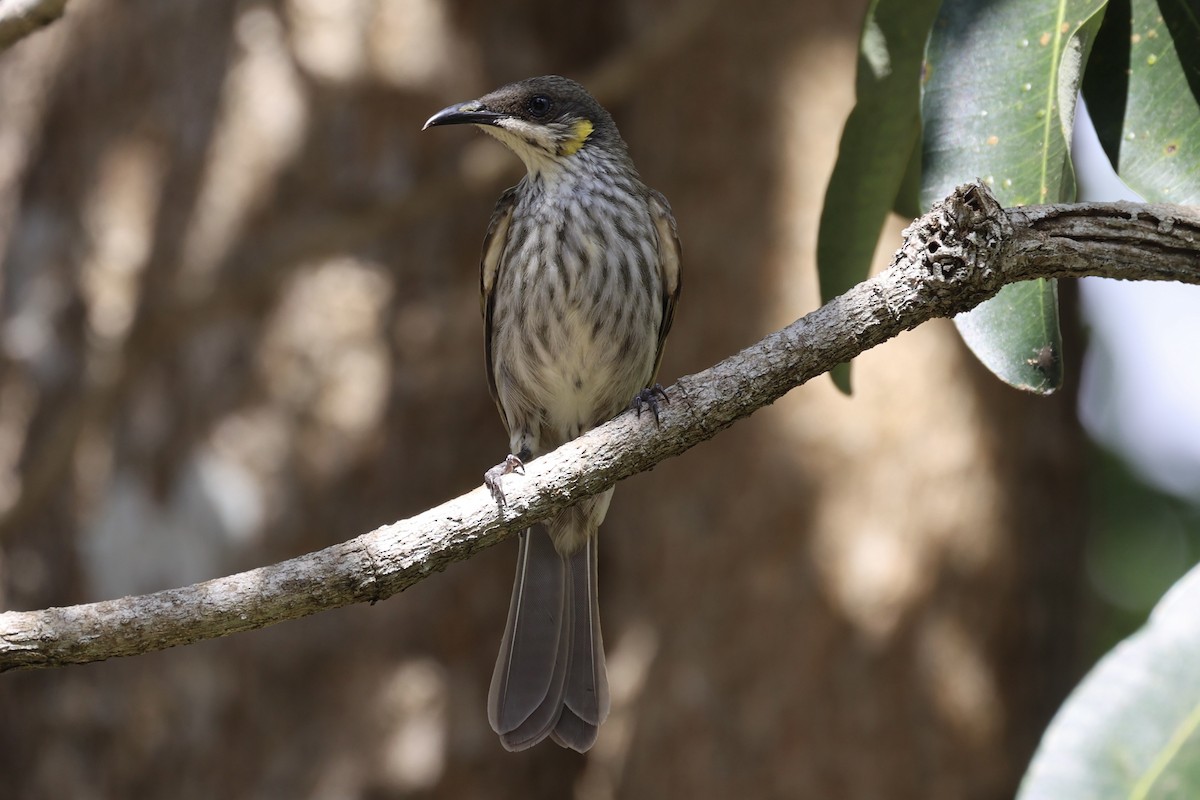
[[487, 526, 609, 752], [550, 706, 600, 752], [561, 536, 609, 726], [488, 528, 569, 745]]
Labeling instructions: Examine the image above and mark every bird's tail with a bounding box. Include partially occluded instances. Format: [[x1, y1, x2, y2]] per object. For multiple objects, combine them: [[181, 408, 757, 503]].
[[487, 525, 609, 752]]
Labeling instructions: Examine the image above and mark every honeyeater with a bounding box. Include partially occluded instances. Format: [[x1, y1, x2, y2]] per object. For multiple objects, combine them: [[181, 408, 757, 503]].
[[424, 75, 681, 752]]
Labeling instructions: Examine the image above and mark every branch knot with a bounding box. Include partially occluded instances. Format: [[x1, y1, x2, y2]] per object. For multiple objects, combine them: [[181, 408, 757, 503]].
[[895, 182, 1010, 299]]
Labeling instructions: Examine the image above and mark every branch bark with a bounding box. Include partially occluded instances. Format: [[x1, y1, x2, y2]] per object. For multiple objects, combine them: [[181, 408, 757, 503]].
[[0, 0, 69, 50], [2, 183, 1198, 672]]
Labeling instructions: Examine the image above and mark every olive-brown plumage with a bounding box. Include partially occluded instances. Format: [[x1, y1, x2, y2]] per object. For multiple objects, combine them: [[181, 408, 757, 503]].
[[425, 76, 680, 752]]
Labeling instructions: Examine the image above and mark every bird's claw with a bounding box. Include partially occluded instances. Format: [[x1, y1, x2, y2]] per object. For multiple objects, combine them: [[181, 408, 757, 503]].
[[631, 383, 669, 425], [484, 453, 525, 506]]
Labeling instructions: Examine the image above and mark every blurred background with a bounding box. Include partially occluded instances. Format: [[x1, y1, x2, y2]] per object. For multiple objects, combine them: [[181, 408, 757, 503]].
[[0, 0, 1195, 797]]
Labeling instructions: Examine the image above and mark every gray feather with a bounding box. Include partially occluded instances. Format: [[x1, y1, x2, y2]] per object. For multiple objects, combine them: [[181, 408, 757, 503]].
[[550, 706, 599, 752], [561, 536, 608, 726], [487, 526, 609, 752], [488, 528, 569, 748]]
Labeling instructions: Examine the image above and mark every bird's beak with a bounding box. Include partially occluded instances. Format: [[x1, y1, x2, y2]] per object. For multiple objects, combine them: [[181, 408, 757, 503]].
[[423, 100, 506, 130]]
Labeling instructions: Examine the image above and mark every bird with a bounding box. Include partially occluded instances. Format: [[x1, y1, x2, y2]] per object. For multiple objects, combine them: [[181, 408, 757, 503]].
[[424, 76, 681, 752]]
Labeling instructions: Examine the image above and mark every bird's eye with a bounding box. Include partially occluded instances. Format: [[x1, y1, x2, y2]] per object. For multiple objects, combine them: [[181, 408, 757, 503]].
[[527, 95, 553, 118]]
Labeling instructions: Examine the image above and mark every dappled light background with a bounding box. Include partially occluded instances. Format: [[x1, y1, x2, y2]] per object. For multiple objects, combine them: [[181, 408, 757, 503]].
[[1, 1, 1091, 797]]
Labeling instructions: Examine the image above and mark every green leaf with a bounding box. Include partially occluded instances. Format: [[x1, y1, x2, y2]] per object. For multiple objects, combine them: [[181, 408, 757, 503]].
[[921, 0, 1107, 394], [1018, 563, 1200, 800], [830, 361, 853, 394], [1084, 0, 1200, 203], [893, 136, 923, 220], [954, 278, 1064, 392], [1081, 0, 1132, 162], [817, 0, 941, 394]]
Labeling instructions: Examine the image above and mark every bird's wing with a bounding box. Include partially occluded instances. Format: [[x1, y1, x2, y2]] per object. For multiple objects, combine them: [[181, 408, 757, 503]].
[[648, 189, 682, 382], [481, 186, 519, 405]]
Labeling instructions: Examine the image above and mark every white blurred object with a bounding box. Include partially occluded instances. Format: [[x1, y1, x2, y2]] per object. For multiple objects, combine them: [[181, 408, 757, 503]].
[[80, 450, 264, 598], [1074, 97, 1200, 501]]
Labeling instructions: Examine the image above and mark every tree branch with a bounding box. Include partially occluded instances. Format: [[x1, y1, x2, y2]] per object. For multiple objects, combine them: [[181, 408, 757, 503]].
[[0, 0, 69, 50], [3, 183, 1198, 672]]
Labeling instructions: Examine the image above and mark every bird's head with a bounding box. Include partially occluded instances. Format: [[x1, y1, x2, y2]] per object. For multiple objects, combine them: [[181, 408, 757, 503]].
[[423, 76, 624, 176]]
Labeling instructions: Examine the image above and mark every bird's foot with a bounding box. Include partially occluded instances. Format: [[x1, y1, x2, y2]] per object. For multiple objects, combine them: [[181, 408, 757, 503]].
[[484, 453, 526, 506], [631, 383, 669, 425]]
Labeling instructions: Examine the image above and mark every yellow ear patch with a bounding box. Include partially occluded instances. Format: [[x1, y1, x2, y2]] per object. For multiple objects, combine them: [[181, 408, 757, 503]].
[[560, 119, 594, 156]]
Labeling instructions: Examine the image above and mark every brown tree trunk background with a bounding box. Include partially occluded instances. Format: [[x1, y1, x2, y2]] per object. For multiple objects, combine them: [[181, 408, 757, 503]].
[[0, 1, 1085, 798]]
